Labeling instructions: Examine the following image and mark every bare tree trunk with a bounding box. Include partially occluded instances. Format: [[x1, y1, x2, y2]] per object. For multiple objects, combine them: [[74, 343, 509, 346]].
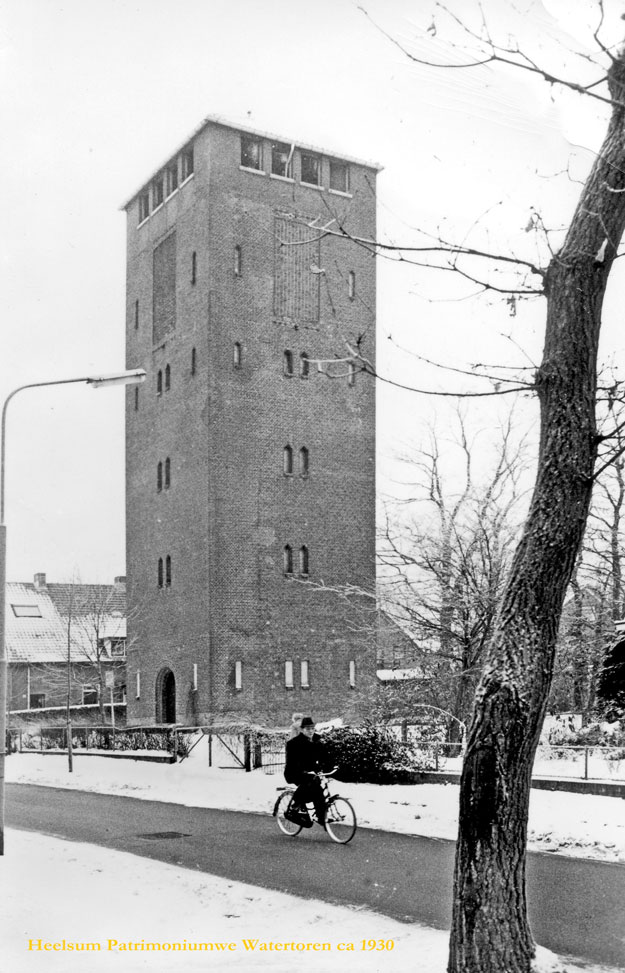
[[449, 54, 625, 973]]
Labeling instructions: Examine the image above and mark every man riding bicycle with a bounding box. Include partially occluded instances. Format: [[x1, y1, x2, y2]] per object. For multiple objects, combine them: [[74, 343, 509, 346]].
[[284, 716, 330, 826]]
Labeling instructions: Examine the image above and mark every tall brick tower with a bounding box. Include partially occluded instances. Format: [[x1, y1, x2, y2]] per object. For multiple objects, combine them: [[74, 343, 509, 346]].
[[122, 117, 379, 727]]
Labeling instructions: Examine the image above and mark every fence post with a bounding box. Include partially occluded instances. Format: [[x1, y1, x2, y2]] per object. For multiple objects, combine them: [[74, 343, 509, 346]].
[[208, 732, 212, 767], [435, 744, 439, 772], [584, 747, 589, 781], [244, 733, 251, 772]]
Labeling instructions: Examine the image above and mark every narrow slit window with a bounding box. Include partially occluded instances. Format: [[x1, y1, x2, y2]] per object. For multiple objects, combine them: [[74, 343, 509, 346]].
[[164, 457, 171, 489], [348, 362, 356, 387], [191, 251, 197, 285], [348, 271, 356, 300], [233, 342, 242, 368], [283, 545, 293, 576], [283, 445, 293, 475], [138, 191, 150, 223], [165, 555, 172, 587], [134, 387, 139, 412], [165, 364, 171, 390], [157, 461, 163, 493], [166, 160, 178, 196], [136, 671, 141, 699], [300, 353, 310, 379], [157, 370, 163, 396], [157, 558, 164, 588], [191, 347, 197, 375], [349, 660, 356, 688], [181, 146, 194, 181], [299, 447, 309, 476], [235, 660, 242, 690], [285, 660, 294, 689], [134, 299, 139, 330], [299, 545, 309, 577], [153, 174, 164, 208], [300, 660, 310, 689], [234, 245, 242, 277], [283, 350, 294, 377]]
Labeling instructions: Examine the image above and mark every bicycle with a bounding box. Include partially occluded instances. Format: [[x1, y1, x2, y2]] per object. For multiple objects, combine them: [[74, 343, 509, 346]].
[[273, 769, 357, 844]]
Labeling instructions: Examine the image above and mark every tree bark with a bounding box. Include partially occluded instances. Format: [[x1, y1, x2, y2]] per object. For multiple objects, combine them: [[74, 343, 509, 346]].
[[449, 54, 625, 973]]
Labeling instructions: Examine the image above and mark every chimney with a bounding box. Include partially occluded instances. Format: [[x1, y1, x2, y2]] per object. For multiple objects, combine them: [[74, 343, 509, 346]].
[[34, 573, 47, 590]]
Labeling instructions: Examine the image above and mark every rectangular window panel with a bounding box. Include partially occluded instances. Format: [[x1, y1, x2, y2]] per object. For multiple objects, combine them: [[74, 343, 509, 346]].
[[271, 142, 292, 178], [301, 153, 320, 186], [241, 136, 262, 170], [349, 660, 356, 688], [285, 660, 294, 689], [153, 174, 164, 208], [329, 160, 349, 193], [12, 604, 42, 618], [153, 231, 176, 344], [166, 161, 178, 195], [273, 216, 320, 322], [181, 146, 194, 180], [83, 686, 98, 705], [138, 192, 150, 223], [300, 660, 309, 689], [136, 671, 141, 699], [29, 693, 46, 709], [235, 660, 242, 690]]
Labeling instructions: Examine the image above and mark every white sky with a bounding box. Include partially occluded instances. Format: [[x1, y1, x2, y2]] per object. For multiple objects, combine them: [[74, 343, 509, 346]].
[[2, 0, 625, 582]]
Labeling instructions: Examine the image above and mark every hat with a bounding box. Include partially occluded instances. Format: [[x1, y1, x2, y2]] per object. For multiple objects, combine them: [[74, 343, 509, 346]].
[[300, 716, 315, 728]]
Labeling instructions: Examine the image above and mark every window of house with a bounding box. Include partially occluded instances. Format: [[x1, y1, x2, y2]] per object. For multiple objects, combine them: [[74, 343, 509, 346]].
[[235, 660, 242, 690], [136, 671, 141, 699], [285, 660, 294, 689], [158, 558, 164, 588], [348, 362, 356, 387], [348, 271, 356, 300], [165, 364, 171, 390], [12, 604, 42, 618], [234, 245, 242, 277], [329, 159, 349, 193], [191, 251, 197, 285], [153, 174, 165, 208], [233, 342, 242, 368], [241, 135, 262, 170], [166, 160, 178, 196], [283, 445, 293, 475], [110, 639, 126, 659], [349, 660, 356, 688], [299, 447, 309, 476], [138, 191, 150, 223], [191, 347, 197, 375], [82, 685, 98, 705], [134, 299, 139, 330], [283, 350, 294, 377], [165, 555, 172, 587], [283, 545, 293, 576], [164, 457, 171, 489], [181, 146, 194, 181], [271, 141, 293, 178], [300, 352, 310, 379], [157, 461, 163, 492], [193, 663, 198, 691], [153, 231, 177, 344], [301, 153, 321, 186], [299, 545, 309, 577], [157, 370, 163, 396], [29, 693, 46, 709], [300, 660, 310, 689], [134, 386, 139, 412], [114, 683, 126, 703]]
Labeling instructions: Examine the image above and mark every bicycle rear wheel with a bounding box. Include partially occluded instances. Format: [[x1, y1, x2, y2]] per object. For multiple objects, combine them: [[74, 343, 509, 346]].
[[275, 792, 303, 837], [325, 797, 357, 844]]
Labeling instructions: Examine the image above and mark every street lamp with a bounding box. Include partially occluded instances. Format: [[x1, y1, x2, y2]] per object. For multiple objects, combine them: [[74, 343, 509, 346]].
[[0, 368, 146, 854]]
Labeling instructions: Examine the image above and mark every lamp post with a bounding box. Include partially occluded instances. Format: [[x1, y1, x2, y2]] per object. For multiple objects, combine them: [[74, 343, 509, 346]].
[[0, 368, 146, 854]]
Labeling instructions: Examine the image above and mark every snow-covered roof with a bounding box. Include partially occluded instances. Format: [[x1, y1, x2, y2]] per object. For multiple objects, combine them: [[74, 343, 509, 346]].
[[377, 667, 424, 682], [5, 583, 68, 663]]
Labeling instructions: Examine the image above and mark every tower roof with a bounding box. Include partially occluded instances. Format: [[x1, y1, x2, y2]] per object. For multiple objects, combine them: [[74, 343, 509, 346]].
[[120, 113, 383, 210]]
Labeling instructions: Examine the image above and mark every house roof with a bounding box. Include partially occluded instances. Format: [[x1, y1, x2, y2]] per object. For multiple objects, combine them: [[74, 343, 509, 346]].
[[6, 578, 127, 664]]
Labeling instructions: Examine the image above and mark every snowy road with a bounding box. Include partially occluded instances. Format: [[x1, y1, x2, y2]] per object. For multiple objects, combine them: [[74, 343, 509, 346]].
[[7, 783, 625, 969]]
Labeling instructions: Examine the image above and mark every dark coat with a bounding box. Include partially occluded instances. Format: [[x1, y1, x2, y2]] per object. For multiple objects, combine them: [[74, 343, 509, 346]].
[[284, 732, 328, 784]]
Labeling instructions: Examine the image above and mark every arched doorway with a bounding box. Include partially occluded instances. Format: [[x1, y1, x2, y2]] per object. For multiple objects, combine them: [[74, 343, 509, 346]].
[[156, 667, 176, 724]]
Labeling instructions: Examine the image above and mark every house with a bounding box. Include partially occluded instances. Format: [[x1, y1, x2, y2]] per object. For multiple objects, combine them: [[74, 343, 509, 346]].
[[7, 573, 127, 722], [122, 117, 380, 726]]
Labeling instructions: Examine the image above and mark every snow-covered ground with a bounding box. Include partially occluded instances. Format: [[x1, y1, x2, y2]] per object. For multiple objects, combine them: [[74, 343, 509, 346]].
[[1, 830, 619, 973], [6, 738, 625, 863], [4, 741, 625, 972]]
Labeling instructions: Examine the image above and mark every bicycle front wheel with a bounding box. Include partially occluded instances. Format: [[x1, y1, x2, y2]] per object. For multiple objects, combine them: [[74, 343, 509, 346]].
[[325, 797, 357, 844], [275, 792, 303, 837]]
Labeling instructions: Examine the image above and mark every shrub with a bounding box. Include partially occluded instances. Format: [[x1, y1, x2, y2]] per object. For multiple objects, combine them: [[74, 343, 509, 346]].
[[322, 723, 435, 784]]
